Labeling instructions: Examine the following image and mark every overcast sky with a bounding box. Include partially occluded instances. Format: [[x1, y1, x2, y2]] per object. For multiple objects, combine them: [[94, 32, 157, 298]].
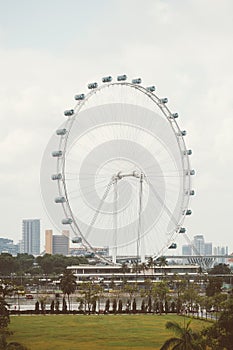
[[0, 0, 232, 253]]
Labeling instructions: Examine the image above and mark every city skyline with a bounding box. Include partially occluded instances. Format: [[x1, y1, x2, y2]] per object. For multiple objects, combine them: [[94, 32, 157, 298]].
[[0, 1, 232, 252]]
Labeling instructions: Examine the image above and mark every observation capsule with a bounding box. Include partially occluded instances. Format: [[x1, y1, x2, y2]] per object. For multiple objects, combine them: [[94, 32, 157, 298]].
[[132, 78, 141, 84], [51, 173, 62, 180], [74, 94, 85, 100], [64, 109, 74, 116], [117, 74, 127, 81], [72, 237, 82, 244], [184, 149, 192, 155], [54, 196, 66, 203], [189, 169, 195, 175], [62, 218, 73, 225], [146, 86, 155, 92], [181, 130, 187, 136], [56, 128, 67, 136], [185, 209, 192, 215], [88, 82, 98, 89], [52, 150, 62, 157], [102, 76, 112, 83], [171, 113, 179, 118], [160, 97, 168, 104], [189, 190, 195, 196], [179, 227, 186, 233], [169, 242, 177, 249]]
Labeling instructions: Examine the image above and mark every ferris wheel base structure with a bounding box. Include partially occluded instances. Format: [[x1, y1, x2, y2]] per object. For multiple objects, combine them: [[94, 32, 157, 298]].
[[41, 74, 195, 265]]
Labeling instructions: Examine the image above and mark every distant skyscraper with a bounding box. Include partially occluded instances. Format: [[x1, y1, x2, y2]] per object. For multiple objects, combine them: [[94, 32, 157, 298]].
[[182, 234, 213, 257], [22, 219, 40, 255], [213, 246, 228, 264], [0, 238, 19, 255], [45, 229, 53, 254], [52, 235, 69, 255], [193, 235, 205, 255], [204, 242, 212, 255]]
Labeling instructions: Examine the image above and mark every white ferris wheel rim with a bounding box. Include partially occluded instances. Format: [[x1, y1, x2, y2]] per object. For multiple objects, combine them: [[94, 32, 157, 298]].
[[41, 78, 193, 264]]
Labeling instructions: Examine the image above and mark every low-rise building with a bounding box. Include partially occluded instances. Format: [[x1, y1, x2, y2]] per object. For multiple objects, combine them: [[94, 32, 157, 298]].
[[67, 264, 201, 286]]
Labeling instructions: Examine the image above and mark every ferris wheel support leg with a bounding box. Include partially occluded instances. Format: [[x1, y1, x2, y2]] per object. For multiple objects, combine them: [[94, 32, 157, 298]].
[[137, 173, 143, 262], [112, 178, 118, 264]]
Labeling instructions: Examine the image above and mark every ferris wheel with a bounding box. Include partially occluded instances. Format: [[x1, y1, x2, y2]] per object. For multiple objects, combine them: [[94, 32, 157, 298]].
[[40, 75, 195, 264]]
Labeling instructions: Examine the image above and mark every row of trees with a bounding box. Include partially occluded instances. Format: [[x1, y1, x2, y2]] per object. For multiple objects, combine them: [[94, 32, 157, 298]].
[[0, 253, 87, 276], [57, 269, 231, 319]]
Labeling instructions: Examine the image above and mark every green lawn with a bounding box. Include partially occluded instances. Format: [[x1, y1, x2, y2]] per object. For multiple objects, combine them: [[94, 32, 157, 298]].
[[9, 314, 210, 350]]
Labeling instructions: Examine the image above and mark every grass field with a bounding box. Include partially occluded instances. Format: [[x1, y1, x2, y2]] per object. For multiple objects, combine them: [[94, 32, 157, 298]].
[[8, 314, 211, 350]]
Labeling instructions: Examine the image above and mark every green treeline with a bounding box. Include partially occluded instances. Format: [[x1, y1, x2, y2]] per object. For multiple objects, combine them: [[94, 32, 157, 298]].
[[0, 253, 87, 276]]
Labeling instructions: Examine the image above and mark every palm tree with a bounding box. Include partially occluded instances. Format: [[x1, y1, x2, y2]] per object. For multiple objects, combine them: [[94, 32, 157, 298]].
[[147, 257, 155, 280], [132, 262, 142, 282], [140, 262, 148, 279], [120, 262, 129, 289], [160, 320, 205, 350], [60, 270, 77, 311], [157, 256, 168, 279]]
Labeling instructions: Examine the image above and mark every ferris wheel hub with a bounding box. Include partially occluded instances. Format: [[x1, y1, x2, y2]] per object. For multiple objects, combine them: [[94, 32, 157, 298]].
[[113, 171, 145, 181]]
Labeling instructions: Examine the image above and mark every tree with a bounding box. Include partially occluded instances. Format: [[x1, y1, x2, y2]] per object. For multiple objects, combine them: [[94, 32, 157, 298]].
[[120, 262, 129, 275], [183, 283, 199, 314], [79, 282, 102, 314], [60, 270, 77, 311], [132, 298, 137, 313], [112, 299, 117, 314], [0, 297, 10, 330], [160, 320, 205, 350], [55, 300, 60, 313], [208, 263, 231, 275], [173, 277, 187, 314], [39, 297, 46, 315], [105, 299, 110, 313], [0, 254, 16, 275], [34, 301, 39, 314], [118, 299, 122, 313], [203, 296, 233, 349], [147, 257, 156, 280], [206, 277, 223, 297], [0, 295, 28, 350], [0, 284, 14, 300], [140, 262, 148, 277], [132, 262, 141, 282], [124, 283, 138, 304], [15, 254, 34, 274], [152, 281, 169, 314], [141, 299, 146, 313], [156, 256, 168, 278], [62, 297, 67, 313], [50, 300, 54, 313]]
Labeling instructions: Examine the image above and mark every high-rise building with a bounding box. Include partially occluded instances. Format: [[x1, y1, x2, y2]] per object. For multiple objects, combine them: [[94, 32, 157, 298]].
[[45, 229, 53, 254], [52, 235, 69, 255], [22, 219, 40, 255], [0, 238, 19, 255], [193, 235, 205, 255], [213, 246, 228, 264], [182, 235, 213, 256]]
